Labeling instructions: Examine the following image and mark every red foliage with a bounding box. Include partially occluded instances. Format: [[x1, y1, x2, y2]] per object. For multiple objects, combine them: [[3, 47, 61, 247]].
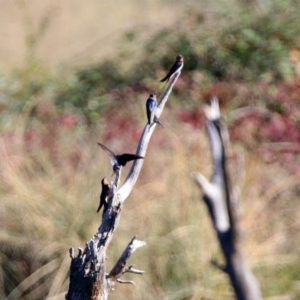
[[259, 114, 300, 143], [102, 114, 141, 144], [60, 114, 77, 128], [229, 115, 263, 147], [177, 107, 205, 128], [264, 79, 300, 117], [202, 82, 236, 107]]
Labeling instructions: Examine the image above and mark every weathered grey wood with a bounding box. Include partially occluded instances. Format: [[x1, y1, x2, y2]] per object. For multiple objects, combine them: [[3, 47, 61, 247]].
[[119, 73, 180, 200], [66, 72, 181, 300], [193, 98, 262, 300], [107, 236, 146, 286]]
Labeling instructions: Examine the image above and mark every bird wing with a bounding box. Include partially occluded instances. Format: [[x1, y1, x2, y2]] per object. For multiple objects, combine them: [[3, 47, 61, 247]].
[[97, 197, 104, 213], [97, 186, 109, 212], [146, 98, 156, 124], [146, 99, 152, 124], [97, 178, 109, 213], [97, 142, 116, 166], [117, 154, 144, 166], [160, 61, 182, 82], [160, 74, 170, 82], [147, 107, 151, 124], [148, 99, 156, 111], [169, 61, 182, 75]]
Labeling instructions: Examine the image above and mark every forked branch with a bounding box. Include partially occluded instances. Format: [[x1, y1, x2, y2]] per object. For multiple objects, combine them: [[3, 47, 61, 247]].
[[192, 98, 262, 300], [107, 236, 146, 287], [66, 72, 181, 300]]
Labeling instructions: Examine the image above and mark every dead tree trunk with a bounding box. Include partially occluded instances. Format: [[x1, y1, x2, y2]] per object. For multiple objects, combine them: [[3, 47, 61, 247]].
[[65, 72, 181, 300], [192, 98, 262, 300]]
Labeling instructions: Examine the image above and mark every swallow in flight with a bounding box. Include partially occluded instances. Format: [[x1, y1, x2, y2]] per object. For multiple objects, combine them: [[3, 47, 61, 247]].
[[160, 54, 184, 82], [97, 142, 144, 175], [97, 177, 110, 213]]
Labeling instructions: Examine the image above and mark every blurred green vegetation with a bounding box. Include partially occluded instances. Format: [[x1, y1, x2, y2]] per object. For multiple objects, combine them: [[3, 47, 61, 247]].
[[1, 0, 300, 299], [2, 0, 300, 124]]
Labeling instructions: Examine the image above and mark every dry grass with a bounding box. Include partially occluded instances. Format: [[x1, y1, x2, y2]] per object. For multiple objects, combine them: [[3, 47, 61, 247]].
[[1, 106, 300, 299], [1, 1, 300, 299]]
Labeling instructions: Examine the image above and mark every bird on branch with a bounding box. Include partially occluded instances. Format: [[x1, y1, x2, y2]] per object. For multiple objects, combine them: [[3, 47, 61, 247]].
[[97, 142, 144, 176], [146, 93, 163, 128], [97, 177, 110, 213], [160, 54, 184, 82]]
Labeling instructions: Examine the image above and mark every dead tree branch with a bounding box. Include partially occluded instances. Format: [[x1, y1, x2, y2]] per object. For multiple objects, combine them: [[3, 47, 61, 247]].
[[66, 72, 181, 300], [192, 98, 262, 300], [119, 72, 180, 200], [107, 236, 145, 287]]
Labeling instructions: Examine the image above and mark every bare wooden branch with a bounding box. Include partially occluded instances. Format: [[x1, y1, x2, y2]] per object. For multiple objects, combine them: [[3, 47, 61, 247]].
[[118, 72, 181, 200], [116, 279, 135, 285], [192, 98, 262, 300], [124, 266, 145, 275], [66, 72, 181, 300], [107, 236, 145, 287]]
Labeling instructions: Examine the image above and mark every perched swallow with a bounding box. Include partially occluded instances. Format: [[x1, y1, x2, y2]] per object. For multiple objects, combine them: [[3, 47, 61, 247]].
[[97, 177, 110, 213], [97, 142, 144, 175], [146, 93, 163, 128], [146, 93, 157, 125], [160, 54, 184, 82]]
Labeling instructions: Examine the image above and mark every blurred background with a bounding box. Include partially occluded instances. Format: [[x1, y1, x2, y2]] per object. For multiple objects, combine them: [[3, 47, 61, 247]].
[[1, 0, 300, 299]]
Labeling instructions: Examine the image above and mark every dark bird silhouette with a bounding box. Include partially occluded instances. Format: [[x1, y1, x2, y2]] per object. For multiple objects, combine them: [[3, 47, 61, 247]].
[[146, 93, 157, 125], [97, 142, 144, 175], [97, 177, 110, 213], [160, 54, 184, 82], [146, 93, 163, 128]]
